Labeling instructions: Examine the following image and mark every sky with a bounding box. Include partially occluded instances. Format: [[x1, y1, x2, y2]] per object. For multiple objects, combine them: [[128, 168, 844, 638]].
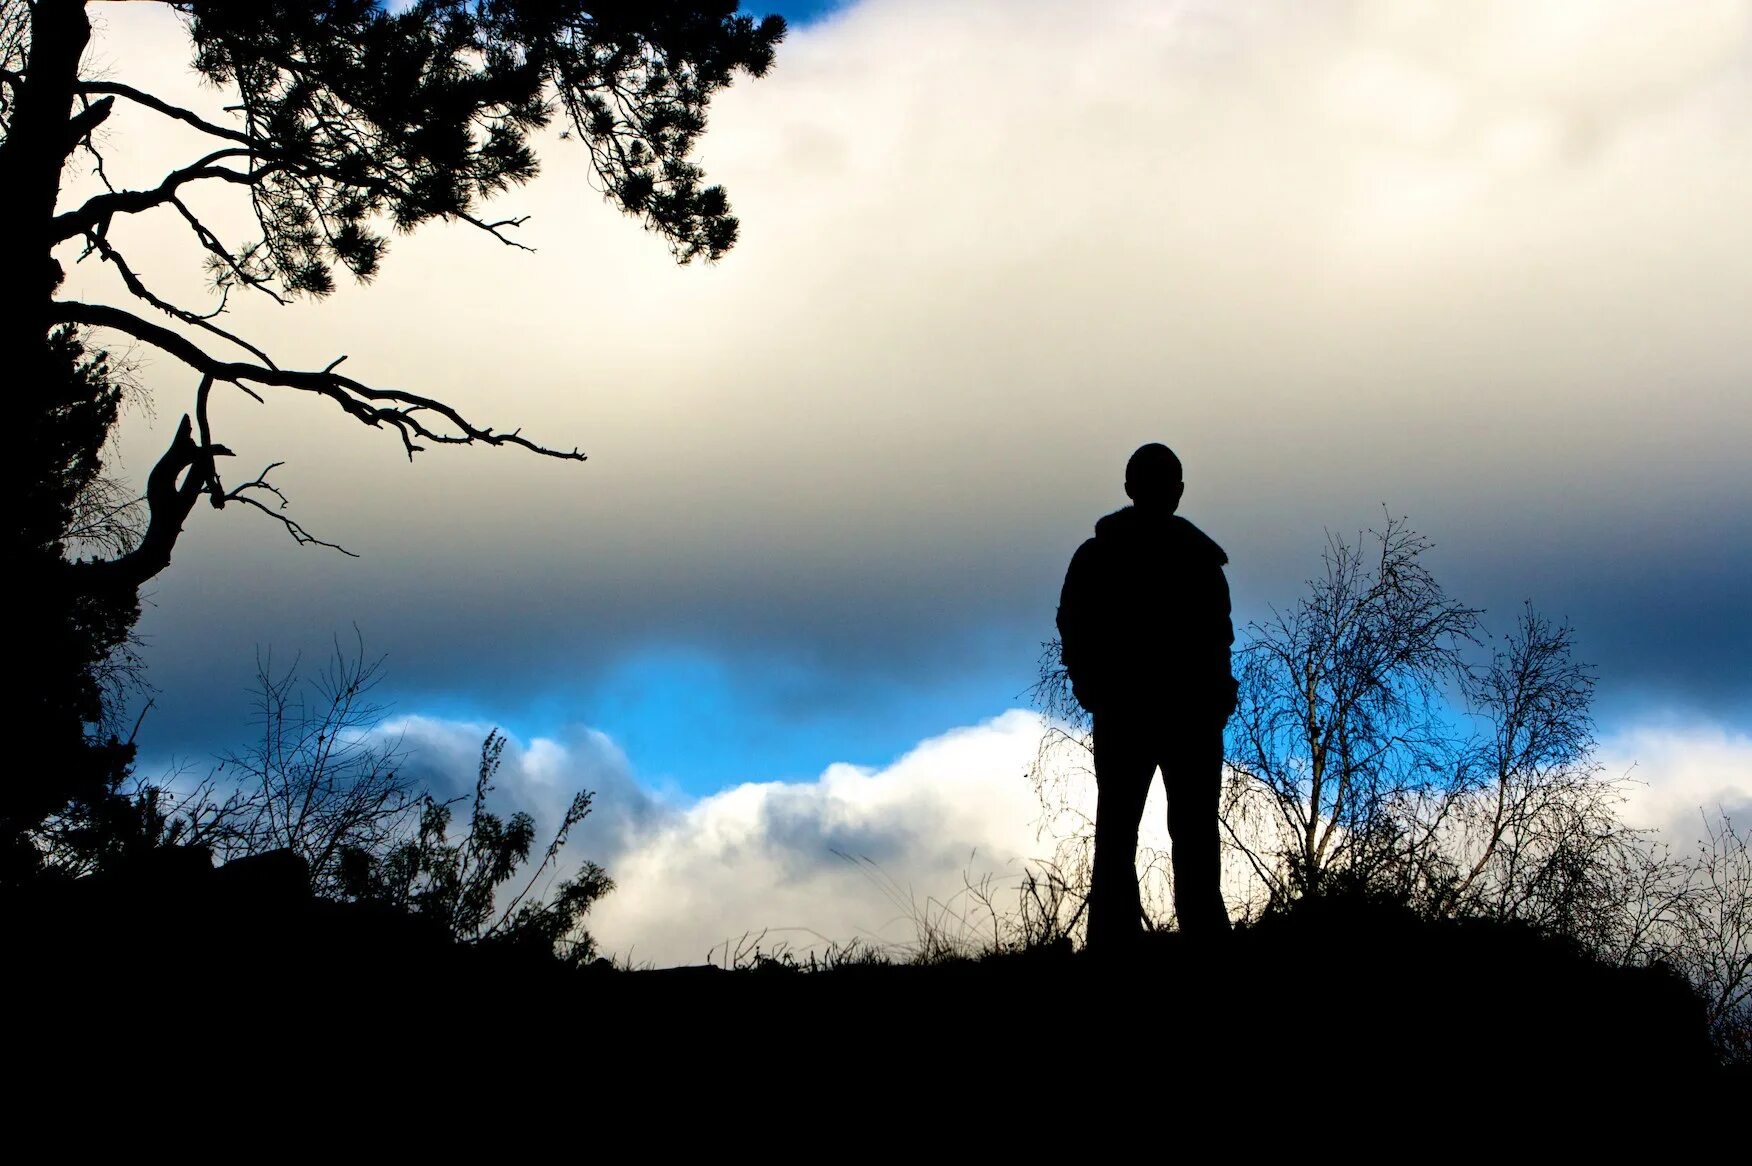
[[65, 0, 1752, 963]]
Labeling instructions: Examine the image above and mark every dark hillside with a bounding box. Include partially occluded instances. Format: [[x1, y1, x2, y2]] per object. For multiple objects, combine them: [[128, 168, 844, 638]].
[[11, 848, 1718, 1100]]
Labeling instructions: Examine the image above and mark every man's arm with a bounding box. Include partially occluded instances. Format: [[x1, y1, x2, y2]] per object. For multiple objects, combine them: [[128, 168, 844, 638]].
[[1210, 561, 1239, 716], [1057, 539, 1102, 710], [1214, 561, 1234, 656]]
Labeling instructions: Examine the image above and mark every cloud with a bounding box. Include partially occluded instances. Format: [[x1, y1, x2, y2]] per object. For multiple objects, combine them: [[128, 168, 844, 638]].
[[376, 710, 1052, 966], [350, 707, 1752, 969], [587, 710, 1050, 965], [376, 714, 666, 870], [70, 1, 1752, 765], [1599, 719, 1752, 843]]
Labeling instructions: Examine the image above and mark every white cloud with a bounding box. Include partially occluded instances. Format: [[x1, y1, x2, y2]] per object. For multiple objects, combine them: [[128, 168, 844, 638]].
[[594, 714, 1752, 967], [378, 714, 665, 867], [375, 709, 1056, 966], [587, 710, 1050, 966], [1599, 720, 1752, 844], [369, 708, 1752, 968], [131, 682, 1743, 982]]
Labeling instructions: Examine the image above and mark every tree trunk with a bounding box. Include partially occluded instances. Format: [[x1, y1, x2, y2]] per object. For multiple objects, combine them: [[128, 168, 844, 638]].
[[0, 0, 89, 349], [5, 0, 93, 518]]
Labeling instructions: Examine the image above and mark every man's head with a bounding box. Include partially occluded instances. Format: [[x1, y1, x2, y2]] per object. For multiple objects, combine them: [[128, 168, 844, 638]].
[[1124, 443, 1184, 511]]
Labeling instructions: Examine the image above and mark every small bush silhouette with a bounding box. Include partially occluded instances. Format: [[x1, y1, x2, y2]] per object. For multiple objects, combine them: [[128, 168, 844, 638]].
[[338, 730, 612, 966]]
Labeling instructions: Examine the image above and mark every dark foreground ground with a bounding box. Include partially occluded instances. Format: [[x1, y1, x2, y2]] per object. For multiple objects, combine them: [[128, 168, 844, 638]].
[[9, 848, 1730, 1126]]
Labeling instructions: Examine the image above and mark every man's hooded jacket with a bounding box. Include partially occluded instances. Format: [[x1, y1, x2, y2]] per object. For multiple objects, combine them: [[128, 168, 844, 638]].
[[1056, 505, 1235, 717]]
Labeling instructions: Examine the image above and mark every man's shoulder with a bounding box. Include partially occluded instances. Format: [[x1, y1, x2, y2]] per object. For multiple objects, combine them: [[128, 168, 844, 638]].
[[1169, 516, 1229, 568], [1087, 507, 1229, 568]]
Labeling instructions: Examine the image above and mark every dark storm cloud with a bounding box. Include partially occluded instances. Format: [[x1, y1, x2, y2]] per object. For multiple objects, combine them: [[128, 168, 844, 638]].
[[83, 1, 1752, 764]]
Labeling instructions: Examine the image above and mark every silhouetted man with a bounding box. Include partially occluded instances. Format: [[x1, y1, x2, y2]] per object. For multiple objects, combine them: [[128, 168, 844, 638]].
[[1057, 443, 1237, 947]]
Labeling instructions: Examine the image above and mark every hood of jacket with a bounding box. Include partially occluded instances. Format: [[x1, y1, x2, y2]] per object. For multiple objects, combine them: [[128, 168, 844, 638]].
[[1092, 506, 1228, 566]]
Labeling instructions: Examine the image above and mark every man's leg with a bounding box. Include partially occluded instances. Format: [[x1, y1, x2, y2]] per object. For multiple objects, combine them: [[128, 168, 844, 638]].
[[1163, 713, 1229, 935], [1088, 714, 1155, 951]]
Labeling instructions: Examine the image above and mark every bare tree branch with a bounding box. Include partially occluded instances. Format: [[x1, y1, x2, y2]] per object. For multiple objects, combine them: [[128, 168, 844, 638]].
[[220, 463, 357, 557], [53, 299, 588, 463]]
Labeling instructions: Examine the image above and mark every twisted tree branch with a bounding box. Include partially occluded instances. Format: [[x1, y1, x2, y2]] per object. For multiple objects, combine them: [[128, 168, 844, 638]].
[[70, 408, 227, 593]]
